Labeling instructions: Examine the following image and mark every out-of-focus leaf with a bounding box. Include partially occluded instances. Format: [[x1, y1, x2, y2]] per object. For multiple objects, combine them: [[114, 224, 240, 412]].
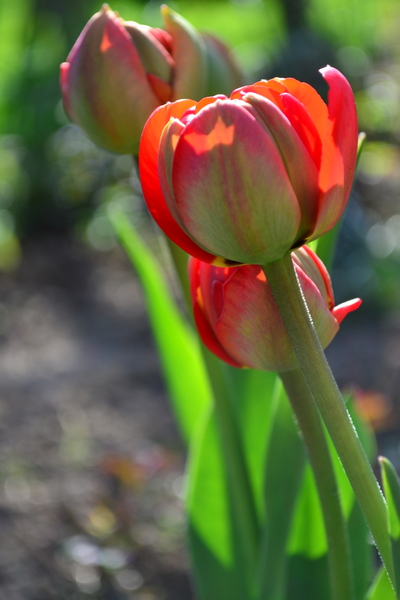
[[110, 211, 211, 443], [186, 406, 250, 600], [366, 566, 397, 600], [380, 457, 400, 597], [257, 381, 306, 600], [380, 457, 400, 540], [287, 463, 326, 558], [223, 366, 278, 518], [346, 393, 377, 463], [348, 500, 373, 600], [286, 554, 331, 600]]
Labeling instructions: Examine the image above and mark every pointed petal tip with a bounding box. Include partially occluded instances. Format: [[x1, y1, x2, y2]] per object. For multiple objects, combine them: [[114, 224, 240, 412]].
[[332, 298, 362, 324]]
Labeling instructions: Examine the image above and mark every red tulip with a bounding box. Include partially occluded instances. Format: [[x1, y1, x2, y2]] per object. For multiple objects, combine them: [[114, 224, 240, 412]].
[[139, 67, 358, 265], [60, 5, 242, 155], [189, 246, 361, 371]]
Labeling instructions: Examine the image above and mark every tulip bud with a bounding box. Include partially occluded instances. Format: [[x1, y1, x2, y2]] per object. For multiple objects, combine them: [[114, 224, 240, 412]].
[[60, 5, 164, 154], [189, 246, 361, 371], [60, 4, 242, 155], [201, 33, 244, 97], [139, 67, 358, 265]]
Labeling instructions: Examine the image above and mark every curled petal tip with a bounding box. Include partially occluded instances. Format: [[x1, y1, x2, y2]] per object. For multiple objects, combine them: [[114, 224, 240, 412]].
[[332, 298, 362, 325]]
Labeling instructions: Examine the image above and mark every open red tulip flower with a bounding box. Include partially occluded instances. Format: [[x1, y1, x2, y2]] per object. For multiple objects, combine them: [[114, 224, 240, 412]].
[[189, 246, 361, 371], [139, 66, 358, 265]]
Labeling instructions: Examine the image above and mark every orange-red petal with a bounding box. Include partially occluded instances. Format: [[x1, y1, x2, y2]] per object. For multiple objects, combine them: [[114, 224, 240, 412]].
[[139, 101, 216, 263], [313, 66, 358, 238]]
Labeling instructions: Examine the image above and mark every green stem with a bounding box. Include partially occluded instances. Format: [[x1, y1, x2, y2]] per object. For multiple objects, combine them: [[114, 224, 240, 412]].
[[263, 253, 395, 587], [202, 348, 260, 599], [280, 368, 354, 600]]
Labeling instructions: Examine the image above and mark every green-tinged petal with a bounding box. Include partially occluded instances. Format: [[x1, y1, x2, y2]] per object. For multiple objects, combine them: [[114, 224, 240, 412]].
[[173, 100, 301, 264], [162, 5, 208, 101]]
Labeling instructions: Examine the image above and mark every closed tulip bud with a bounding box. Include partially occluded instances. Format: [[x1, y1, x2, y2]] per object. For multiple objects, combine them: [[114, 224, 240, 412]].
[[139, 67, 358, 265], [60, 5, 167, 154], [189, 246, 361, 371], [60, 4, 242, 155]]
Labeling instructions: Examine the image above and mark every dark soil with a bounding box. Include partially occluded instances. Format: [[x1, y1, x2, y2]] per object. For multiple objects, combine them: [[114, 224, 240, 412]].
[[0, 235, 192, 600]]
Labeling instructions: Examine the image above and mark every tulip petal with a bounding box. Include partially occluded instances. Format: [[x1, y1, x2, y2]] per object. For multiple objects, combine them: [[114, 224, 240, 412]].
[[189, 259, 242, 368], [158, 117, 187, 229], [277, 78, 328, 141], [293, 245, 334, 309], [244, 93, 319, 240], [60, 62, 72, 119], [332, 298, 362, 324], [139, 101, 217, 263], [172, 100, 302, 264], [147, 74, 173, 104], [66, 6, 161, 154], [230, 81, 283, 108], [202, 34, 244, 97], [312, 66, 358, 238], [215, 265, 296, 371], [295, 262, 339, 349], [280, 93, 323, 169], [124, 22, 174, 82], [162, 6, 208, 101]]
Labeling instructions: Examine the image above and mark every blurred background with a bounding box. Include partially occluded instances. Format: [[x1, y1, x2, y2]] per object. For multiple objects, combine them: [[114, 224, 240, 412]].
[[1, 0, 400, 598]]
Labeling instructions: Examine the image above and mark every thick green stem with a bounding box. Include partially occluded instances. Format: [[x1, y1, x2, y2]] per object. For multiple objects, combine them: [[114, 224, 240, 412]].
[[281, 368, 354, 600], [263, 253, 395, 587]]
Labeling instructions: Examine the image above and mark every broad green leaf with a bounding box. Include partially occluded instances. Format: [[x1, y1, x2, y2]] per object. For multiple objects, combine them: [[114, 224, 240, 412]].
[[380, 457, 400, 597], [286, 554, 331, 600], [186, 406, 250, 600], [110, 211, 211, 443], [223, 366, 278, 518], [257, 381, 306, 600], [287, 463, 326, 558], [366, 566, 396, 600], [348, 501, 373, 600], [380, 457, 400, 540]]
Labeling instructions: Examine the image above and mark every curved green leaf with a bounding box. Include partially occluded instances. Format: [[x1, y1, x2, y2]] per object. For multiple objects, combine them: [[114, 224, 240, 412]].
[[110, 210, 211, 444]]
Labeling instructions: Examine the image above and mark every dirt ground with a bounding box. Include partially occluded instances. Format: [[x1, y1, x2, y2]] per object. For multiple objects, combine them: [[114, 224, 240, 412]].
[[0, 235, 192, 600], [0, 233, 398, 600]]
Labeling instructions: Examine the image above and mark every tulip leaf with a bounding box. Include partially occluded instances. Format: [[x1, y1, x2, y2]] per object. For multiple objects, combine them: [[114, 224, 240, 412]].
[[257, 380, 306, 600], [110, 210, 211, 444], [222, 366, 278, 517], [380, 457, 400, 540], [366, 566, 397, 600], [287, 462, 327, 558], [286, 554, 331, 600], [186, 406, 251, 600], [348, 501, 373, 600], [380, 457, 400, 598]]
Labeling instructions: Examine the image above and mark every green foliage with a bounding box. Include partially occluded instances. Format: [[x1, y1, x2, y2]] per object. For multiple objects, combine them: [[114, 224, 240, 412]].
[[366, 567, 397, 600], [380, 457, 400, 596], [110, 210, 211, 444]]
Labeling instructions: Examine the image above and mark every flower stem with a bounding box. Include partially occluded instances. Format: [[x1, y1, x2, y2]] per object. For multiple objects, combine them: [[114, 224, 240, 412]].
[[263, 253, 395, 588], [280, 367, 354, 600]]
